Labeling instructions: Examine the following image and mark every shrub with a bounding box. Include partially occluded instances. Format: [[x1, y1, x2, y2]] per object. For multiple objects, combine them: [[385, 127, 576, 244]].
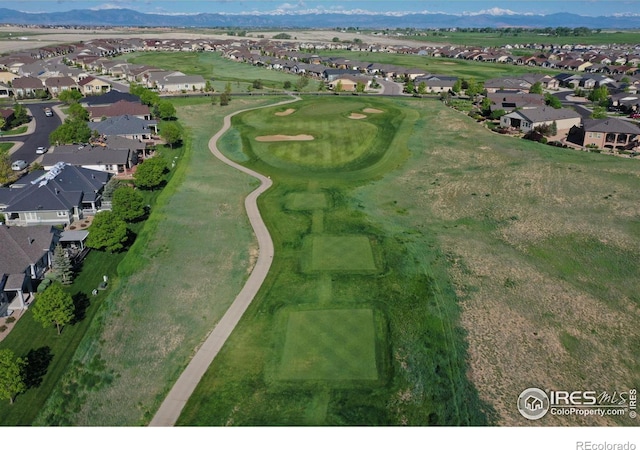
[[5, 316, 15, 323]]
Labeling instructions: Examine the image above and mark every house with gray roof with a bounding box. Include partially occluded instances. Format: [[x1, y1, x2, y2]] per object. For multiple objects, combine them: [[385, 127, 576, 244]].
[[500, 107, 582, 134], [0, 163, 111, 227], [0, 224, 59, 314], [88, 115, 157, 140], [42, 143, 137, 175], [582, 118, 640, 151]]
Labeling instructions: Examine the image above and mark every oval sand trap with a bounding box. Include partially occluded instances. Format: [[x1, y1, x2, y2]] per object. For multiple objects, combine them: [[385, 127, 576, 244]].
[[363, 108, 383, 114], [275, 108, 296, 116], [349, 113, 367, 120], [256, 134, 314, 142]]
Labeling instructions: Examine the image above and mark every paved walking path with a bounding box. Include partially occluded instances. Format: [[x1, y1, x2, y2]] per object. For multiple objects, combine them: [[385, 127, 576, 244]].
[[149, 95, 301, 427]]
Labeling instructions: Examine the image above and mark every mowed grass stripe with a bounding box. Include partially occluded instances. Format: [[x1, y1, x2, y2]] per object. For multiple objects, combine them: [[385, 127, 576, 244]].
[[308, 235, 376, 272], [278, 309, 378, 381]]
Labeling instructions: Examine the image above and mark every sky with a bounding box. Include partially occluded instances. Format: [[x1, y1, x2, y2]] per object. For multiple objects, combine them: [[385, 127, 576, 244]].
[[2, 0, 640, 17]]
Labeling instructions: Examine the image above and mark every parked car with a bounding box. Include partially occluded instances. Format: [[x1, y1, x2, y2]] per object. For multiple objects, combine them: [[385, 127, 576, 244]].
[[44, 107, 53, 117], [36, 146, 48, 154], [11, 160, 28, 171]]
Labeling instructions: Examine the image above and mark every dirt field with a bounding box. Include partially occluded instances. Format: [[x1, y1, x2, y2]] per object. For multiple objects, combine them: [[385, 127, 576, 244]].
[[0, 26, 433, 55]]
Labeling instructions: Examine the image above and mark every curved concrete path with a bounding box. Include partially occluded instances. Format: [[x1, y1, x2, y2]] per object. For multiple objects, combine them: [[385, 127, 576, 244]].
[[150, 95, 301, 427]]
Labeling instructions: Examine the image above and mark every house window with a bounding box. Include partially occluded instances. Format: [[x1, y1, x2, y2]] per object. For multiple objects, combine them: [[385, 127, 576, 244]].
[[57, 211, 67, 217]]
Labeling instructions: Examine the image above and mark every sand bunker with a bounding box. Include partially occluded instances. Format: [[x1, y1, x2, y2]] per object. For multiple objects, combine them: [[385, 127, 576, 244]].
[[363, 108, 383, 114], [275, 108, 296, 116], [349, 113, 367, 120], [256, 134, 314, 142]]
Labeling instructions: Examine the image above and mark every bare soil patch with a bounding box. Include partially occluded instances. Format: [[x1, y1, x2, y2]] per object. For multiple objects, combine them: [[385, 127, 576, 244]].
[[255, 134, 314, 142], [349, 113, 367, 120], [275, 109, 296, 116]]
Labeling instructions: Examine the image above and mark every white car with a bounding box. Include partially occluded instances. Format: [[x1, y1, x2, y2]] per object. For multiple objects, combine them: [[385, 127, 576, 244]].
[[11, 160, 27, 171], [36, 146, 48, 154]]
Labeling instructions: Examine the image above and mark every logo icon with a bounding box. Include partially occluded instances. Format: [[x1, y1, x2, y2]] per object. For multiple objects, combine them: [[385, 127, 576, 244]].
[[518, 388, 550, 420]]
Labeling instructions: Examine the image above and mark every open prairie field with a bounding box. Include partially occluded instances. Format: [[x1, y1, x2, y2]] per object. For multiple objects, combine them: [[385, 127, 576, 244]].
[[177, 96, 639, 426]]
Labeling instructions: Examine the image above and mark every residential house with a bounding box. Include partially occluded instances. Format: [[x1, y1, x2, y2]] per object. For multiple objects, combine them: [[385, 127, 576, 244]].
[[582, 118, 640, 151], [11, 76, 46, 97], [414, 75, 458, 93], [0, 163, 111, 227], [322, 69, 362, 82], [486, 93, 545, 112], [78, 76, 111, 95], [88, 115, 158, 140], [0, 225, 59, 314], [0, 71, 19, 85], [80, 90, 141, 107], [0, 83, 12, 98], [484, 77, 532, 94], [44, 76, 79, 97], [157, 74, 206, 92], [500, 107, 582, 134], [0, 108, 15, 127], [328, 75, 372, 92], [86, 100, 151, 122], [42, 141, 138, 175]]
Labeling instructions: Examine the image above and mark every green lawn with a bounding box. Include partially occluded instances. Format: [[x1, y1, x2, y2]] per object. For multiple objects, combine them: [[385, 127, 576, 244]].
[[176, 96, 489, 426], [304, 235, 377, 273], [0, 142, 12, 153], [277, 308, 378, 381], [1, 125, 28, 136], [400, 30, 640, 47], [115, 52, 316, 93], [317, 50, 563, 81], [0, 250, 124, 425]]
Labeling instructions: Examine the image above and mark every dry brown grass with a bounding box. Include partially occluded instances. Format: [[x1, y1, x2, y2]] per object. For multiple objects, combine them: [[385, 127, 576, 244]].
[[359, 99, 640, 426]]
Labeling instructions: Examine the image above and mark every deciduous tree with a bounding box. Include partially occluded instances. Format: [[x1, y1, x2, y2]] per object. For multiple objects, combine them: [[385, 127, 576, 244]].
[[160, 121, 182, 149], [0, 349, 26, 404], [58, 90, 83, 105], [32, 282, 75, 335], [112, 185, 145, 222], [133, 157, 167, 190], [155, 100, 176, 120], [86, 210, 129, 253]]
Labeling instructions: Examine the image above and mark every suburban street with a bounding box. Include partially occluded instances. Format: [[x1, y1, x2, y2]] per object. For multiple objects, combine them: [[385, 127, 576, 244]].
[[1, 101, 61, 164]]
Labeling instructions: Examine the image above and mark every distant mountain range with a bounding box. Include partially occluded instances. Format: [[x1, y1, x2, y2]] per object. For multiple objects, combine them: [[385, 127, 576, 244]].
[[1, 8, 640, 30]]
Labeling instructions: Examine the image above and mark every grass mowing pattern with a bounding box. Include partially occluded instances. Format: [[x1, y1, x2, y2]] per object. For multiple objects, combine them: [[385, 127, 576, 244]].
[[177, 96, 490, 426], [278, 309, 377, 381], [304, 235, 377, 273], [235, 98, 399, 172], [285, 192, 328, 210]]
